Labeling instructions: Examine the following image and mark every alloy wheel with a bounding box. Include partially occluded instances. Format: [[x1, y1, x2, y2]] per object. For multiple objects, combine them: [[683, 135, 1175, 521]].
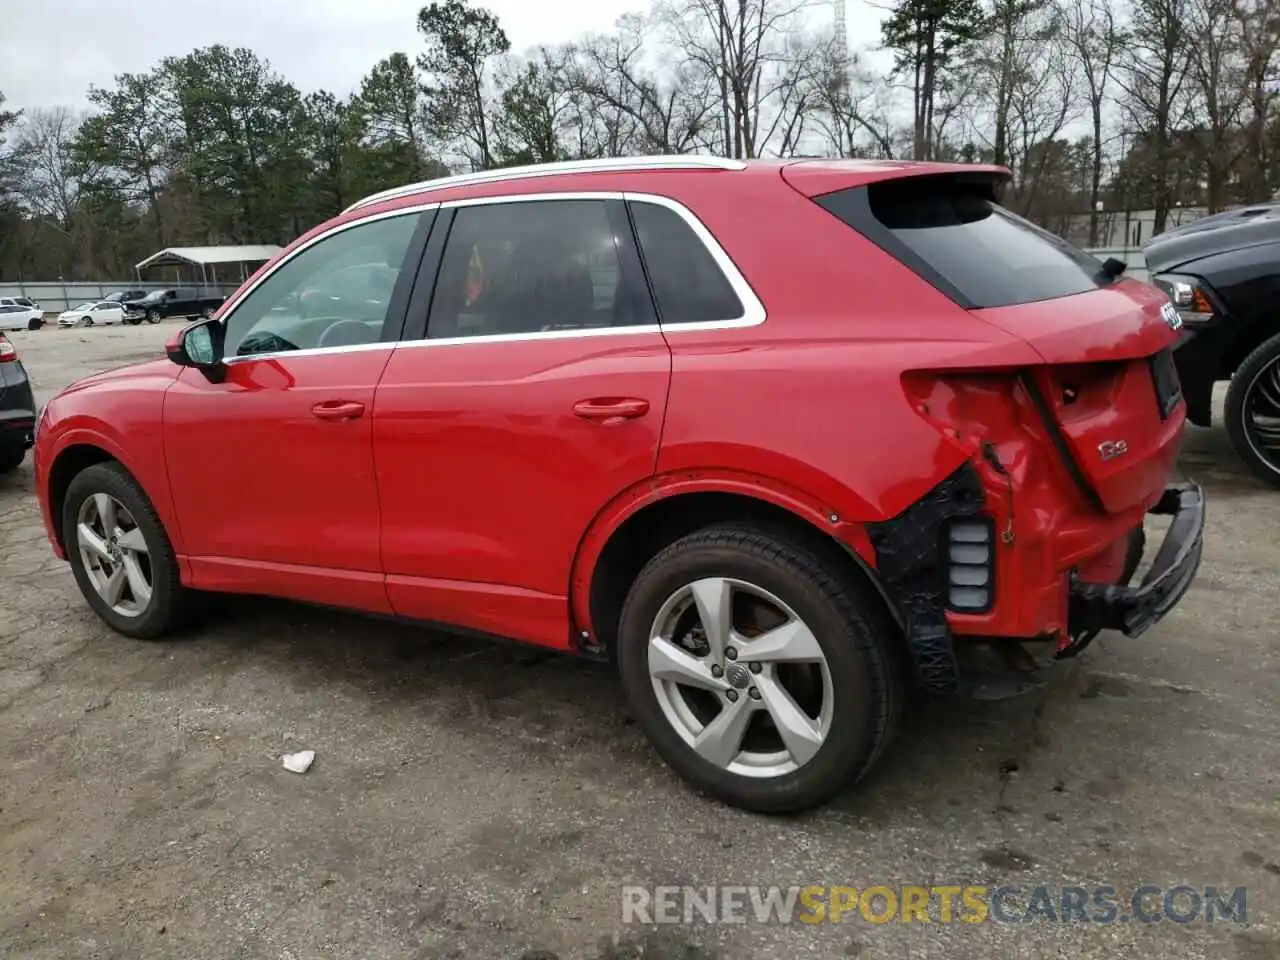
[[76, 492, 153, 618], [647, 576, 834, 778], [1242, 354, 1280, 478]]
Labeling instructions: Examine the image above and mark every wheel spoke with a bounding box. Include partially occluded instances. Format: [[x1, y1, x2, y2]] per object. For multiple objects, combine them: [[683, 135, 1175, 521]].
[[742, 617, 823, 664], [755, 674, 824, 767], [93, 493, 117, 533], [101, 566, 127, 606], [648, 637, 729, 693], [692, 696, 755, 768], [122, 554, 152, 606], [690, 578, 734, 663], [116, 526, 148, 553], [77, 523, 111, 560]]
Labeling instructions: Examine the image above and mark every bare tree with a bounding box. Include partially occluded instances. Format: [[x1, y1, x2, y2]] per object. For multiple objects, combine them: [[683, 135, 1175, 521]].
[[1116, 0, 1195, 233], [15, 107, 92, 230], [570, 15, 718, 155], [1062, 0, 1123, 244], [655, 0, 812, 158], [811, 41, 900, 157], [1187, 0, 1248, 210], [1235, 0, 1280, 201]]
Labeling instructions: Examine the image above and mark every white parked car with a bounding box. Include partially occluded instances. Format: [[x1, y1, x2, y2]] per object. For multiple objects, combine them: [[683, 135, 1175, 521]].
[[0, 303, 44, 331], [58, 301, 127, 327]]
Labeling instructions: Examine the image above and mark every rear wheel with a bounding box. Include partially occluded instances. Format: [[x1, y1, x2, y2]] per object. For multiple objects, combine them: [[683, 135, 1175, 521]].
[[616, 523, 900, 814], [62, 462, 194, 639], [1225, 331, 1280, 489]]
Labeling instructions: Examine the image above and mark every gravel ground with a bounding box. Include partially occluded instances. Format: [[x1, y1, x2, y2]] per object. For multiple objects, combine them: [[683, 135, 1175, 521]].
[[1, 321, 1278, 960]]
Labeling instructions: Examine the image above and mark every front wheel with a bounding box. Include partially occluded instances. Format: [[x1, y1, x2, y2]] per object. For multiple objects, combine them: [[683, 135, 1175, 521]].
[[27, 316, 43, 330], [62, 462, 194, 639], [616, 523, 900, 814], [146, 310, 161, 324], [77, 316, 92, 327], [1225, 331, 1280, 489]]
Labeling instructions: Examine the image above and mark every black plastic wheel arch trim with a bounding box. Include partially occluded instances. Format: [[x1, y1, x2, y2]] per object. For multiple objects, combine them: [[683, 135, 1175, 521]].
[[866, 461, 987, 695]]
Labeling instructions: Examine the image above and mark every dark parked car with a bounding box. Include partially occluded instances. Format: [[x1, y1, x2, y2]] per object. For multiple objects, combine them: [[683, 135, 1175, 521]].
[[122, 287, 226, 324], [1144, 204, 1280, 487], [0, 333, 36, 473], [103, 289, 147, 304]]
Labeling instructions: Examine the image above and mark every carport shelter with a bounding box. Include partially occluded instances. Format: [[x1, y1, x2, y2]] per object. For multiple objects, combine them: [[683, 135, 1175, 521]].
[[134, 245, 282, 286]]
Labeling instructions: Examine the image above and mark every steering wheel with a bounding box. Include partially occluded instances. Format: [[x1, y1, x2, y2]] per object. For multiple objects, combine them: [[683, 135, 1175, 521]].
[[317, 319, 376, 349]]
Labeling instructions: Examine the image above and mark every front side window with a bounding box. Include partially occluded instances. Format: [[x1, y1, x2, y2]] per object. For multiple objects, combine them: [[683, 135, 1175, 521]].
[[222, 212, 421, 358], [426, 199, 648, 339], [629, 201, 745, 325]]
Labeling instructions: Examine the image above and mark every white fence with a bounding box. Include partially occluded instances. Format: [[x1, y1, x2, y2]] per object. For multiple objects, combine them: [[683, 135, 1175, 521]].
[[0, 281, 241, 316]]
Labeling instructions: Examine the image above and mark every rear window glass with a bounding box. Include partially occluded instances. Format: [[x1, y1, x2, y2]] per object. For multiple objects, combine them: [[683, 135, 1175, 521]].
[[822, 180, 1108, 309], [629, 201, 744, 324]]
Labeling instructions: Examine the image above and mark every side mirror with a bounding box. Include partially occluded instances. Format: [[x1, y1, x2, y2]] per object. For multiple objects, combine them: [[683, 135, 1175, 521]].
[[166, 319, 226, 383]]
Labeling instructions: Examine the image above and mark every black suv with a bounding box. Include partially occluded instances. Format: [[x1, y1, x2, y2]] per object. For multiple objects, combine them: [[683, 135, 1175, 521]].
[[0, 334, 35, 473], [122, 287, 226, 324], [1144, 205, 1280, 487]]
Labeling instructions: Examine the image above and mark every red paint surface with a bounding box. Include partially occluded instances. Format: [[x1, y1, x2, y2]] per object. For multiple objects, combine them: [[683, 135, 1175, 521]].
[[34, 159, 1188, 649]]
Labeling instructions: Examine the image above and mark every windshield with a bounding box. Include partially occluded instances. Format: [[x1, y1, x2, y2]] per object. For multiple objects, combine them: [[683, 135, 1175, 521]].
[[141, 291, 165, 302], [71, 302, 95, 311]]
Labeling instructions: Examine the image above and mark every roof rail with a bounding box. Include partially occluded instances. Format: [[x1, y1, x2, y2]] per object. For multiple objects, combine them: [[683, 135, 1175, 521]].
[[342, 155, 747, 213]]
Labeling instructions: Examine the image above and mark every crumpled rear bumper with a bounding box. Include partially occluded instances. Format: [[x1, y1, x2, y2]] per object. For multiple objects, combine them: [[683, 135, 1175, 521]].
[[1067, 483, 1205, 640]]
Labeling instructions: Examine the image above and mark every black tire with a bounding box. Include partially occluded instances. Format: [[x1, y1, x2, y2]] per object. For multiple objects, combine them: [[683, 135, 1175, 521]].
[[77, 316, 92, 327], [1225, 331, 1280, 489], [146, 310, 161, 324], [0, 445, 24, 473], [27, 316, 43, 330], [61, 461, 194, 639], [616, 522, 901, 814]]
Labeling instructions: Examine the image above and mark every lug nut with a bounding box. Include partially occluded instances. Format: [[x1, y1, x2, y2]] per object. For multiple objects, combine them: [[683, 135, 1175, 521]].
[[749, 687, 761, 700], [749, 662, 762, 674], [726, 690, 739, 703], [725, 647, 738, 661], [711, 664, 724, 678]]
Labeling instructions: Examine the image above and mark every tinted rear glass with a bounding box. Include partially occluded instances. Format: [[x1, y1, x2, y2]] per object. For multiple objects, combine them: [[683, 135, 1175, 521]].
[[820, 179, 1108, 309]]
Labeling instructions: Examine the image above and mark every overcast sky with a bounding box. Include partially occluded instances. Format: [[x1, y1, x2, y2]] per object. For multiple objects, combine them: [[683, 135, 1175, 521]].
[[1, 0, 885, 112]]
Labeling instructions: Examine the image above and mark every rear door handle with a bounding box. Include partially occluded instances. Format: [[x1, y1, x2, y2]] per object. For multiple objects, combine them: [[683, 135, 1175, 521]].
[[311, 400, 366, 421], [573, 397, 650, 423]]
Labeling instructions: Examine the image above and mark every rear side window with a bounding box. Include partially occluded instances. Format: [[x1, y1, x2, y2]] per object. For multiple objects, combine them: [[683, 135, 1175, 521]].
[[427, 199, 651, 339], [817, 179, 1108, 309], [629, 201, 744, 324]]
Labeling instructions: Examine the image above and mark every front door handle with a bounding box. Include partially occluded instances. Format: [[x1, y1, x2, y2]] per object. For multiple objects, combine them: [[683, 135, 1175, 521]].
[[573, 397, 650, 424], [312, 400, 366, 421]]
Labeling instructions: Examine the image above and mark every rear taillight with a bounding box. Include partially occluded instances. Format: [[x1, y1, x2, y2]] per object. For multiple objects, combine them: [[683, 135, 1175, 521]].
[[0, 336, 16, 361]]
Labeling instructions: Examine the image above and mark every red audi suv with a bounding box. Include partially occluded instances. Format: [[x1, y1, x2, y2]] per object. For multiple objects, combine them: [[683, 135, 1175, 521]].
[[33, 156, 1204, 812]]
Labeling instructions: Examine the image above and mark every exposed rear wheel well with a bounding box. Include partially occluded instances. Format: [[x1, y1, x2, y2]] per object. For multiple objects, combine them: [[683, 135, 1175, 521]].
[[48, 444, 117, 550], [586, 492, 902, 659]]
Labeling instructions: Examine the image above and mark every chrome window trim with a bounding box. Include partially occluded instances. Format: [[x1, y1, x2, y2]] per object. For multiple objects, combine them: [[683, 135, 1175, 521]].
[[343, 155, 746, 214], [218, 191, 764, 365]]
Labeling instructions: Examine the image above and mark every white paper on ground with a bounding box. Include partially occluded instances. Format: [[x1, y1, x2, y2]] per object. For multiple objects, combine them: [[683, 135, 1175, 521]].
[[282, 749, 316, 774]]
